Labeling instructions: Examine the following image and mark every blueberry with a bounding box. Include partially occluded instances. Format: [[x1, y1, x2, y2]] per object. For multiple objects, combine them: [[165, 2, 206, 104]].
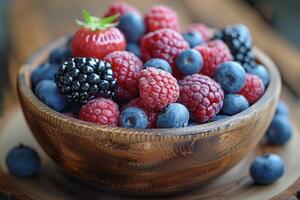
[[250, 153, 284, 185], [49, 47, 72, 64], [176, 49, 203, 75], [247, 64, 269, 86], [157, 103, 189, 128], [120, 107, 148, 128], [6, 145, 40, 177], [215, 61, 246, 93], [118, 12, 145, 42], [144, 58, 172, 74], [182, 31, 204, 48], [35, 80, 67, 112], [126, 43, 141, 58], [275, 100, 290, 117], [31, 63, 58, 88], [266, 115, 292, 145], [221, 94, 249, 115], [211, 114, 228, 121]]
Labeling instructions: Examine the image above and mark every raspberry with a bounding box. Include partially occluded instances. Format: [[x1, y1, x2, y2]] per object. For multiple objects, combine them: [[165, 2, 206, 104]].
[[104, 51, 143, 101], [178, 74, 224, 123], [141, 28, 189, 78], [238, 74, 265, 104], [79, 98, 119, 126], [185, 23, 212, 41], [103, 1, 139, 19], [139, 67, 179, 111], [194, 40, 233, 77], [145, 5, 180, 32], [122, 98, 159, 128]]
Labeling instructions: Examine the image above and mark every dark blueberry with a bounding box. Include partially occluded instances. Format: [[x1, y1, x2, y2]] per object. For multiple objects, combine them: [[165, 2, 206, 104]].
[[157, 103, 190, 128], [215, 61, 246, 93], [211, 114, 228, 121], [250, 153, 284, 185], [6, 145, 40, 177], [221, 94, 249, 115], [182, 31, 204, 48], [247, 64, 269, 86], [144, 58, 172, 74], [49, 47, 72, 64], [35, 80, 66, 112], [126, 43, 141, 58], [118, 12, 145, 42], [176, 49, 203, 75], [31, 63, 58, 88], [266, 115, 292, 145], [120, 107, 148, 129], [275, 100, 290, 116]]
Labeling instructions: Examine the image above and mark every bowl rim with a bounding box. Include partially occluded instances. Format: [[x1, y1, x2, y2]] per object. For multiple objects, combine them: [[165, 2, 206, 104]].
[[17, 38, 281, 138]]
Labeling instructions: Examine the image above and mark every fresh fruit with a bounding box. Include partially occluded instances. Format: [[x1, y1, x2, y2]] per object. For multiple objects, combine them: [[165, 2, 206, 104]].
[[238, 74, 265, 104], [31, 63, 58, 88], [104, 1, 139, 19], [121, 98, 159, 128], [143, 58, 172, 74], [126, 43, 141, 58], [221, 94, 249, 115], [157, 103, 189, 128], [72, 10, 126, 59], [55, 57, 117, 103], [182, 31, 204, 48], [176, 49, 203, 76], [266, 115, 292, 145], [211, 114, 228, 121], [141, 28, 189, 77], [118, 12, 145, 42], [104, 51, 143, 101], [185, 23, 212, 41], [194, 40, 233, 77], [144, 5, 180, 32], [35, 80, 67, 112], [6, 145, 40, 177], [275, 100, 290, 116], [178, 74, 224, 123], [79, 97, 119, 126], [250, 154, 285, 185], [139, 67, 179, 110], [119, 107, 148, 128], [49, 47, 72, 64], [214, 24, 254, 70], [215, 61, 246, 93], [246, 64, 269, 86]]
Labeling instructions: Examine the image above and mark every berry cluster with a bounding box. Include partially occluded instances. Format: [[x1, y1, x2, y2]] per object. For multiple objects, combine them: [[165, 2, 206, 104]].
[[31, 2, 269, 130]]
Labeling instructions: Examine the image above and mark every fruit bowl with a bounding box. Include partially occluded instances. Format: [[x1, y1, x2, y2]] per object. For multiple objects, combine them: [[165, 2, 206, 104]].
[[17, 38, 281, 195]]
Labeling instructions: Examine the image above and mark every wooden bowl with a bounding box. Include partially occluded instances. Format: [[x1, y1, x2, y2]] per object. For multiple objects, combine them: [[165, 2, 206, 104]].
[[17, 38, 281, 195]]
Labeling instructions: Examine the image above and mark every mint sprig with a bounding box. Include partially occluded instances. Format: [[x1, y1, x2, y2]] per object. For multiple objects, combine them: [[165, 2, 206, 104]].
[[76, 9, 119, 31]]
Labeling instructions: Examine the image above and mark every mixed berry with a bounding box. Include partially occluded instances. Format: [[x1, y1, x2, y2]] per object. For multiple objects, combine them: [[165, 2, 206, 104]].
[[31, 2, 271, 129]]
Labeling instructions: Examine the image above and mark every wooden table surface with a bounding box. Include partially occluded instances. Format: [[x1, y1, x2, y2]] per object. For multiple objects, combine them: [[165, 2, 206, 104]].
[[2, 0, 300, 199]]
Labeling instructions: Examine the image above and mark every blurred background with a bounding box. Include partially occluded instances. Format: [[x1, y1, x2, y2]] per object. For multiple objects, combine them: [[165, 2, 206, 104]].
[[1, 0, 300, 116]]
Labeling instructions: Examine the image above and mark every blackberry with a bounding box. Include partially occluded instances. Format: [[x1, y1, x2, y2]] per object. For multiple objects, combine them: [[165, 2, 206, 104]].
[[55, 57, 117, 103], [214, 24, 255, 70]]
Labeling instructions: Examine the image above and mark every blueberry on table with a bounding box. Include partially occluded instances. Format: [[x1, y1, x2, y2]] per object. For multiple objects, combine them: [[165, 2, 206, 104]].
[[120, 107, 148, 128], [250, 153, 284, 185], [246, 64, 269, 86], [182, 31, 204, 48], [126, 43, 141, 58], [176, 49, 203, 75], [143, 58, 172, 74], [215, 61, 246, 93], [266, 115, 292, 145], [157, 103, 189, 128], [275, 100, 290, 117], [6, 145, 41, 178], [221, 94, 249, 116], [118, 12, 145, 42]]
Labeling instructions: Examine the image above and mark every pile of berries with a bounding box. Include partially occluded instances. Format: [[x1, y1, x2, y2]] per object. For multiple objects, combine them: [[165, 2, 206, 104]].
[[31, 2, 270, 129]]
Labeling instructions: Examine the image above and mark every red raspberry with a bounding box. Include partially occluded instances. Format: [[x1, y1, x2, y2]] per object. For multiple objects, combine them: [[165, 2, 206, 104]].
[[141, 28, 189, 78], [178, 74, 224, 123], [145, 5, 180, 32], [139, 67, 179, 111], [103, 1, 139, 19], [238, 74, 265, 105], [185, 23, 212, 41], [104, 51, 143, 101], [121, 98, 159, 128], [79, 98, 119, 126], [194, 40, 233, 78]]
